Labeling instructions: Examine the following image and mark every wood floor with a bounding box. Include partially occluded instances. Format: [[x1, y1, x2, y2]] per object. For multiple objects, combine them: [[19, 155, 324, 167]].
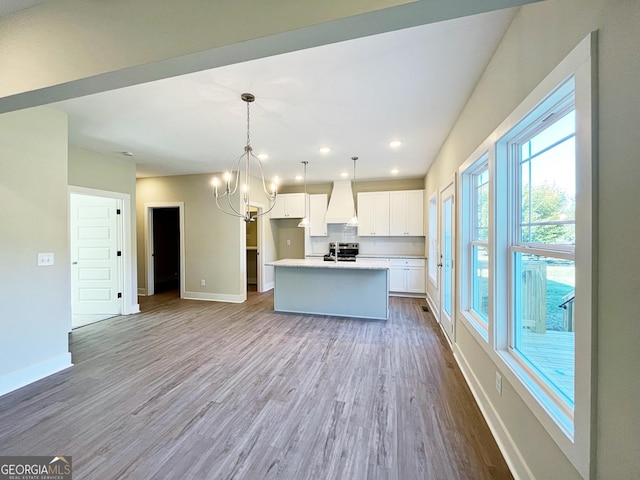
[[0, 291, 512, 480]]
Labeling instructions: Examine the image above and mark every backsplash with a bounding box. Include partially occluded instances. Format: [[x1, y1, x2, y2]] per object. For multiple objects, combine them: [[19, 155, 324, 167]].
[[308, 224, 425, 256]]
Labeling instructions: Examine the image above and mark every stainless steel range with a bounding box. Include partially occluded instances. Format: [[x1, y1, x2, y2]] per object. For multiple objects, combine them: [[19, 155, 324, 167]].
[[324, 242, 359, 262]]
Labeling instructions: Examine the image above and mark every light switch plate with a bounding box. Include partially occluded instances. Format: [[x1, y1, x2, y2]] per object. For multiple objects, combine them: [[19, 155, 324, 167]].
[[37, 253, 55, 266]]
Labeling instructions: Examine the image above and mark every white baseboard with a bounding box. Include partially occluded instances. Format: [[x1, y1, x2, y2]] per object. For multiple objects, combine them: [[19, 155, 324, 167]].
[[137, 288, 147, 296], [183, 291, 245, 303], [262, 281, 274, 292], [426, 293, 439, 322], [389, 292, 427, 298], [453, 346, 533, 480], [0, 353, 73, 398]]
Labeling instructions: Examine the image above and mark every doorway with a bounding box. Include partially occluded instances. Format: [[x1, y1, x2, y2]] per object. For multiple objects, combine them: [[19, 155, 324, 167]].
[[152, 207, 180, 294], [145, 202, 185, 297], [439, 178, 456, 342], [70, 192, 123, 328]]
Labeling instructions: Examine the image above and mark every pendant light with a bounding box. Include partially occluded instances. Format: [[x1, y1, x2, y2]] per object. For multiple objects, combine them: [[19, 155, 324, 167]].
[[211, 93, 278, 223], [346, 156, 359, 226], [298, 161, 310, 228]]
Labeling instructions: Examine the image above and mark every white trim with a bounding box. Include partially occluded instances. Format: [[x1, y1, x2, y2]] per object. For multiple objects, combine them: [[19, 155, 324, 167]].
[[263, 281, 274, 292], [183, 291, 245, 303], [453, 347, 534, 480], [0, 353, 72, 398], [137, 288, 147, 296], [144, 202, 186, 298]]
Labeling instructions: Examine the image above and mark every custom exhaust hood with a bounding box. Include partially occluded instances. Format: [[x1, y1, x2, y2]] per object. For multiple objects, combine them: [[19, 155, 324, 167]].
[[324, 180, 356, 224]]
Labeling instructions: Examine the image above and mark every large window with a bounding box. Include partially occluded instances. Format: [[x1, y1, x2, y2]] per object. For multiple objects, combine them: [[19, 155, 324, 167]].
[[509, 101, 576, 408]]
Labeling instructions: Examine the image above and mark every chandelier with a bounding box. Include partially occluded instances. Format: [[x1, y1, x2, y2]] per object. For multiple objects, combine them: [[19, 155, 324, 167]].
[[212, 93, 278, 222]]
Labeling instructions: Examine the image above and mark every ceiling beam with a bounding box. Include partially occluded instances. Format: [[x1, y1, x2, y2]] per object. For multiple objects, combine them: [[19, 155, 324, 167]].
[[0, 0, 543, 114]]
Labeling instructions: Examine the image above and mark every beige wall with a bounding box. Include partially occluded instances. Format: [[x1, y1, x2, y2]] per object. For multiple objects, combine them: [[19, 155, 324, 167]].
[[423, 1, 640, 478], [0, 107, 71, 392], [137, 173, 277, 299], [273, 218, 306, 260], [68, 146, 136, 194], [280, 177, 425, 195]]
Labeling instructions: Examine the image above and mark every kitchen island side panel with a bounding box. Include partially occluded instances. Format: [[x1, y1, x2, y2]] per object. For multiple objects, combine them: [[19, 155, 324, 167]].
[[273, 266, 389, 320]]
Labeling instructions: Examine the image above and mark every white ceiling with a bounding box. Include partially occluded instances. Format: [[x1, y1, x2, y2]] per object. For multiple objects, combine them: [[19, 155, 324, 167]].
[[52, 8, 516, 185]]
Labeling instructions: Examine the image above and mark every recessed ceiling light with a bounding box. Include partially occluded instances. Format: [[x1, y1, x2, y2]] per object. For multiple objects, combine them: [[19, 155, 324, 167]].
[[319, 147, 331, 154], [340, 172, 349, 178], [257, 153, 269, 160], [295, 175, 303, 181], [120, 151, 134, 157], [389, 141, 402, 148], [391, 169, 400, 175]]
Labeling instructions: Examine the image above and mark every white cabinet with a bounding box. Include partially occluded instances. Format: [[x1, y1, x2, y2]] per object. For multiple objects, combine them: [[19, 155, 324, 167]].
[[309, 194, 328, 236], [389, 258, 426, 294], [270, 193, 307, 219], [390, 190, 424, 236], [357, 192, 390, 236]]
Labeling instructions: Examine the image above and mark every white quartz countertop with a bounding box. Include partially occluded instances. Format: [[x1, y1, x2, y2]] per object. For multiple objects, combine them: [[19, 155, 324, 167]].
[[267, 258, 390, 270]]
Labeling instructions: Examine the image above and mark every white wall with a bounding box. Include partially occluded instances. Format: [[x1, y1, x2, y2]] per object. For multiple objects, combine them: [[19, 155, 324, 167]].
[[424, 1, 640, 478], [0, 107, 72, 396]]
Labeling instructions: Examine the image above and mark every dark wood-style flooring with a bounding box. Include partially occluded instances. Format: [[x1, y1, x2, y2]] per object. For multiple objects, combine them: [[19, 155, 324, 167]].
[[0, 290, 512, 479]]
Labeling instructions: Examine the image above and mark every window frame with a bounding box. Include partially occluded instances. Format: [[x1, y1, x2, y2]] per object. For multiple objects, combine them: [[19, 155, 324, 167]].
[[459, 152, 491, 341], [505, 89, 577, 421]]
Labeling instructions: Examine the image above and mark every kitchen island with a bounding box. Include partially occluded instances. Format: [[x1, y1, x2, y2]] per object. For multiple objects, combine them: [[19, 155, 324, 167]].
[[266, 258, 390, 320]]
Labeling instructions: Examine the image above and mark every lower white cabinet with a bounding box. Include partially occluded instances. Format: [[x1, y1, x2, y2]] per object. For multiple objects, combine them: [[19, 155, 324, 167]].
[[389, 258, 426, 294]]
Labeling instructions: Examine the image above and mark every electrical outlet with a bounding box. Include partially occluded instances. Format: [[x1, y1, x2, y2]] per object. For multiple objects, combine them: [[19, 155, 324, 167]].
[[495, 372, 503, 396], [287, 239, 291, 246], [200, 279, 206, 287]]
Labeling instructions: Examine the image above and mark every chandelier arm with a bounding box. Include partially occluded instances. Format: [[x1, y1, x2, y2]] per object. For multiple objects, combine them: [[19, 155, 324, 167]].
[[227, 155, 243, 196], [214, 195, 243, 219], [251, 200, 278, 219], [250, 150, 277, 200], [225, 191, 247, 218]]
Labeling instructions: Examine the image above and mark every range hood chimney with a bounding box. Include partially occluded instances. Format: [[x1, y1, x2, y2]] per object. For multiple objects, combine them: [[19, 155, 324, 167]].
[[325, 180, 356, 224]]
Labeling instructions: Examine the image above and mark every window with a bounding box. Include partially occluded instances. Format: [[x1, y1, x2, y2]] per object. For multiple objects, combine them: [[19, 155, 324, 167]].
[[460, 155, 490, 338], [509, 101, 576, 408]]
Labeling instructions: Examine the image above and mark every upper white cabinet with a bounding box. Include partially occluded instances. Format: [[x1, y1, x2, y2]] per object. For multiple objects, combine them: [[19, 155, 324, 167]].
[[357, 192, 390, 236], [390, 190, 424, 236], [270, 193, 306, 219], [309, 194, 328, 236]]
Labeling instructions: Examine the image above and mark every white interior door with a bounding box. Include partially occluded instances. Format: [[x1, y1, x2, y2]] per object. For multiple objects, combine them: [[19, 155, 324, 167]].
[[439, 181, 456, 342], [70, 193, 122, 318]]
